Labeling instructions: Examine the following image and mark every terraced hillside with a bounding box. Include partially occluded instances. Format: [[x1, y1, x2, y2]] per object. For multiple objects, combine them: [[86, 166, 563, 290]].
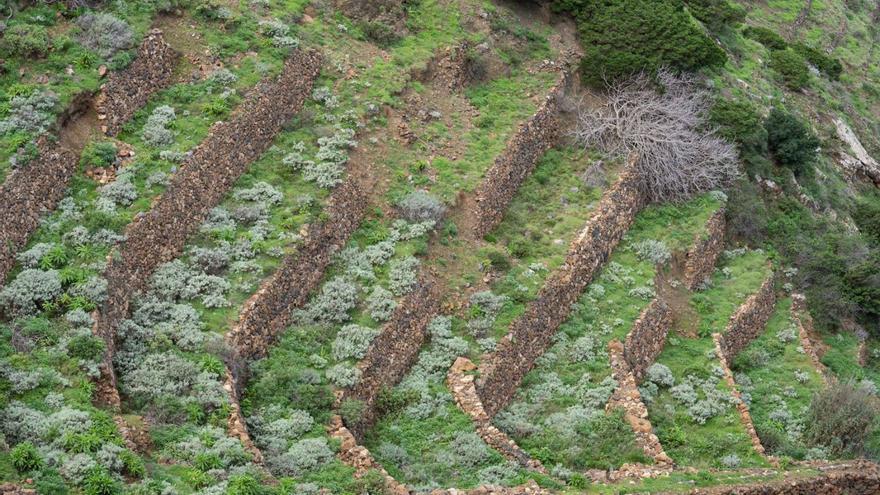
[[0, 0, 879, 494]]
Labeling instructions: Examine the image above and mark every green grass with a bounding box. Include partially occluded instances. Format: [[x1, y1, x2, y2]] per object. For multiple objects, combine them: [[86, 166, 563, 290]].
[[731, 297, 825, 459]]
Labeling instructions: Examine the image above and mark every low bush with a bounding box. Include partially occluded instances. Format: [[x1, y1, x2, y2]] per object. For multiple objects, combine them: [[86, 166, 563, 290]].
[[141, 105, 176, 147], [742, 26, 787, 50], [804, 381, 879, 458], [792, 43, 843, 81], [0, 23, 50, 58], [710, 99, 768, 156], [770, 49, 810, 90], [685, 0, 746, 33], [0, 90, 59, 136], [0, 269, 63, 316], [75, 13, 134, 59], [11, 441, 43, 472], [765, 108, 820, 176], [80, 141, 118, 168], [398, 190, 446, 223]]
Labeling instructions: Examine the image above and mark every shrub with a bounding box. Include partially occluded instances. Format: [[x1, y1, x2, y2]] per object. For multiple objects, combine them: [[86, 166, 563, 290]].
[[398, 190, 446, 223], [770, 49, 810, 90], [76, 13, 134, 59], [1, 269, 63, 316], [366, 285, 397, 321], [233, 182, 283, 205], [709, 99, 768, 155], [100, 173, 138, 206], [720, 453, 741, 468], [646, 363, 675, 387], [685, 0, 746, 33], [331, 324, 379, 361], [272, 437, 334, 477], [80, 141, 118, 168], [141, 105, 176, 147], [301, 277, 359, 324], [325, 363, 361, 387], [743, 26, 787, 50], [765, 108, 820, 176], [389, 257, 419, 296], [0, 90, 59, 136], [439, 432, 490, 468], [11, 441, 42, 472], [339, 398, 365, 424], [633, 239, 671, 265], [67, 334, 105, 361], [792, 43, 843, 80], [83, 467, 119, 495], [567, 0, 726, 87], [0, 23, 50, 57], [804, 381, 878, 458]]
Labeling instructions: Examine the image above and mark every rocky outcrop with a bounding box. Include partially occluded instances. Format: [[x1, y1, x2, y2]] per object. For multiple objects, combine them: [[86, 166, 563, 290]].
[[717, 271, 778, 361], [607, 340, 674, 467], [713, 333, 767, 459], [668, 460, 880, 494], [623, 298, 674, 383], [834, 118, 880, 186], [471, 72, 569, 238], [342, 276, 443, 438], [683, 209, 726, 290], [790, 293, 831, 384], [476, 164, 647, 417], [91, 49, 323, 406], [95, 29, 179, 136], [226, 177, 368, 362], [447, 357, 547, 473]]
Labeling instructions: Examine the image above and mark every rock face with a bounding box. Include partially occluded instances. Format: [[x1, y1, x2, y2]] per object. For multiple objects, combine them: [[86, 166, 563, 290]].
[[683, 209, 726, 290], [95, 29, 179, 136], [447, 357, 547, 473], [476, 164, 647, 417], [0, 31, 180, 287], [623, 298, 674, 384], [343, 276, 443, 437], [471, 71, 570, 238], [717, 271, 777, 361], [91, 49, 323, 406], [607, 340, 674, 467], [834, 118, 880, 185]]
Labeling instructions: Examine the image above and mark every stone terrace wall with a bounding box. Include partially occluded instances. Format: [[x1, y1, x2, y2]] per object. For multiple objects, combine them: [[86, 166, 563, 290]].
[[476, 165, 647, 417], [607, 340, 674, 467], [713, 333, 767, 458], [683, 209, 726, 290], [226, 177, 368, 362], [670, 460, 880, 495], [718, 271, 778, 361], [447, 357, 547, 473], [791, 293, 832, 384], [623, 298, 673, 383], [92, 49, 323, 402], [343, 276, 442, 439], [95, 29, 179, 136], [471, 71, 569, 238]]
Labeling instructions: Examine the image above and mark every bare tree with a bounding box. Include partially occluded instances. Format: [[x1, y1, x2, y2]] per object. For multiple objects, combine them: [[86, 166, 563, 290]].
[[574, 69, 740, 203]]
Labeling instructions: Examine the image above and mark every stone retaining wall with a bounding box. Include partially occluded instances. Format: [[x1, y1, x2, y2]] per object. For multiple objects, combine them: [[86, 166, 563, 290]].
[[92, 49, 323, 405], [713, 333, 767, 459], [223, 368, 264, 464], [447, 357, 547, 473], [790, 293, 832, 385], [717, 271, 778, 361], [623, 298, 674, 384], [607, 340, 674, 467], [95, 29, 179, 136], [343, 276, 442, 438], [683, 209, 726, 290], [476, 164, 647, 417], [668, 460, 880, 494], [471, 71, 569, 238], [226, 177, 368, 363]]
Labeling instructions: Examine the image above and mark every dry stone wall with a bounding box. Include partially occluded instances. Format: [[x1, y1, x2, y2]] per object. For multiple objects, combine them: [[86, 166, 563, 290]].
[[790, 293, 832, 384], [92, 49, 323, 403], [717, 271, 778, 361], [226, 177, 368, 362], [476, 165, 647, 417], [447, 357, 547, 473], [471, 72, 569, 238], [95, 29, 179, 136], [683, 209, 726, 290], [668, 460, 880, 495], [343, 276, 442, 438], [713, 332, 768, 458], [607, 340, 674, 467], [623, 298, 674, 384]]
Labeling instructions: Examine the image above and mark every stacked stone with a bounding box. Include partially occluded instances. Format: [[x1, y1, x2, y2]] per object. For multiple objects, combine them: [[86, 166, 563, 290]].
[[471, 71, 569, 238], [607, 340, 674, 467], [623, 299, 674, 384], [790, 293, 832, 385], [447, 357, 547, 473], [683, 209, 726, 290], [476, 164, 647, 417], [713, 333, 767, 459], [223, 369, 264, 465], [95, 29, 179, 136], [91, 49, 323, 406], [717, 271, 778, 360]]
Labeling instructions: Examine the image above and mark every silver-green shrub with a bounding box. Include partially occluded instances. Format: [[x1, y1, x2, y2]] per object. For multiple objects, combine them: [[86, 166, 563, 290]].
[[75, 13, 134, 59], [0, 269, 62, 316]]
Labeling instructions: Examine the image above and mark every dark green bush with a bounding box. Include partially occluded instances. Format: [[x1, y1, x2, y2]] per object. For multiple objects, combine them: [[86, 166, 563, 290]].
[[11, 441, 42, 472], [83, 467, 119, 495], [558, 0, 727, 87], [769, 49, 810, 90], [685, 0, 746, 33], [710, 98, 768, 154], [0, 23, 50, 58], [743, 26, 787, 50], [67, 334, 105, 361], [853, 192, 880, 246], [804, 381, 879, 458], [80, 141, 117, 169], [765, 108, 819, 175], [359, 20, 401, 47], [339, 398, 366, 425], [792, 42, 843, 81]]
